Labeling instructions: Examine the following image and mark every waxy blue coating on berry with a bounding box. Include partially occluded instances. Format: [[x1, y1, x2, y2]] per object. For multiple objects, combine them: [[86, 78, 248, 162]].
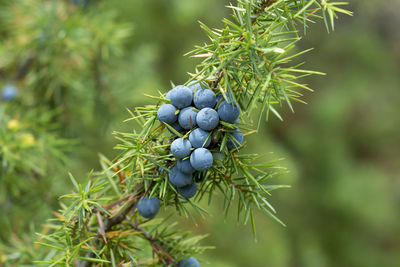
[[189, 128, 211, 148], [2, 85, 17, 101], [177, 158, 195, 174], [190, 148, 213, 171], [178, 107, 198, 130], [187, 82, 203, 93], [157, 104, 178, 125], [177, 182, 198, 199], [137, 196, 160, 219], [194, 89, 216, 109], [168, 166, 192, 187], [196, 108, 219, 131], [166, 90, 172, 100], [170, 138, 192, 158], [227, 131, 243, 150], [178, 257, 200, 267], [167, 85, 192, 109], [218, 100, 240, 123]]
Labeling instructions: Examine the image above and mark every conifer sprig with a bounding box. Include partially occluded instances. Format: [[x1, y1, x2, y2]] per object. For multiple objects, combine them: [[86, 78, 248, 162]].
[[35, 1, 351, 266]]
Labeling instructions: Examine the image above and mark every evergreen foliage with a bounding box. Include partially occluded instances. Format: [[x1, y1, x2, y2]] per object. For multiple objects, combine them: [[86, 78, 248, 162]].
[[0, 0, 352, 266], [0, 0, 131, 262]]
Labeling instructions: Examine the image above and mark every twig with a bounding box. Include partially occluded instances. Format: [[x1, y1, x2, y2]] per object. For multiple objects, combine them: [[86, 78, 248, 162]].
[[125, 219, 176, 265], [79, 183, 143, 267]]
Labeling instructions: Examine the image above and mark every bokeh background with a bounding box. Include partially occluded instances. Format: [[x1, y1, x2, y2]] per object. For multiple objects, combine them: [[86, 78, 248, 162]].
[[0, 0, 399, 266]]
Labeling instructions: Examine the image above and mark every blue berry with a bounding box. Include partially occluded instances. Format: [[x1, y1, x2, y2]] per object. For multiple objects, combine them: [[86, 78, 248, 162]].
[[178, 107, 198, 130], [157, 104, 178, 125], [2, 85, 17, 101], [166, 90, 173, 100], [178, 257, 200, 267], [194, 89, 216, 109], [170, 138, 192, 158], [187, 81, 203, 93], [189, 128, 211, 148], [227, 131, 243, 150], [167, 85, 192, 109], [196, 108, 219, 131], [168, 166, 192, 187], [137, 196, 160, 219], [177, 182, 198, 199], [190, 148, 213, 171], [218, 100, 240, 123], [177, 158, 195, 174]]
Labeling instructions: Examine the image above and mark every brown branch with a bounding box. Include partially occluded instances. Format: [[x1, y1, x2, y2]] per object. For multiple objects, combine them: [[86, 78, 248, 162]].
[[125, 219, 176, 265], [79, 182, 143, 267]]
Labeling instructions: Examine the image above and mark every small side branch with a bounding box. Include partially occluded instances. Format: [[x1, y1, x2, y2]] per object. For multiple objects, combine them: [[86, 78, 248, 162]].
[[125, 219, 177, 265], [79, 183, 143, 267]]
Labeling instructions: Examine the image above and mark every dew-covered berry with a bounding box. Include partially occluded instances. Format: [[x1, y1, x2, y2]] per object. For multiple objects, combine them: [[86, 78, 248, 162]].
[[178, 257, 200, 267], [170, 138, 192, 158], [227, 131, 243, 150], [218, 100, 240, 123], [190, 148, 213, 171], [167, 85, 192, 109], [189, 128, 211, 148], [178, 107, 198, 130], [177, 182, 198, 199], [177, 158, 195, 174], [196, 108, 219, 131], [157, 104, 178, 125], [2, 85, 17, 101], [137, 196, 160, 219], [194, 89, 216, 109], [168, 166, 192, 187]]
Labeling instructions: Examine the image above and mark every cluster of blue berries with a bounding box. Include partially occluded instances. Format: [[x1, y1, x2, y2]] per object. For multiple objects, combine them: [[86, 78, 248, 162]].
[[136, 82, 244, 266], [158, 82, 243, 199]]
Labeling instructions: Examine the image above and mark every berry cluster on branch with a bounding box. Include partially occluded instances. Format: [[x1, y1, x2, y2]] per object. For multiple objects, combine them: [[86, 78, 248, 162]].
[[35, 1, 351, 266]]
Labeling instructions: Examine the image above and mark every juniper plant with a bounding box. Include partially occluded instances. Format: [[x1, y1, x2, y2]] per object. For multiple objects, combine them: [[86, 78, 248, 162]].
[[0, 0, 131, 261], [35, 1, 351, 266]]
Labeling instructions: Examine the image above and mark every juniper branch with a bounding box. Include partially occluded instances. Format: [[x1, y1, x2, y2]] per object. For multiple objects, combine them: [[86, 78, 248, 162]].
[[35, 1, 351, 265], [125, 219, 177, 266], [80, 182, 143, 267]]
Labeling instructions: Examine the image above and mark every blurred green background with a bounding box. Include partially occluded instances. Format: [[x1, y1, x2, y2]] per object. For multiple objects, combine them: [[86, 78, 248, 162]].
[[1, 0, 399, 266]]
